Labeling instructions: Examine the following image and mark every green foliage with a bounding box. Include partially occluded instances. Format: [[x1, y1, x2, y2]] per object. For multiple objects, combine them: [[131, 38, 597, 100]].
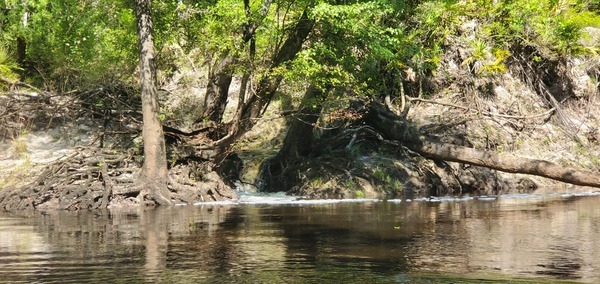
[[390, 180, 404, 192], [198, 0, 245, 54], [0, 45, 21, 82], [461, 0, 597, 56], [486, 48, 511, 73], [310, 176, 324, 188], [343, 178, 360, 191], [462, 38, 489, 74], [372, 165, 403, 191], [566, 10, 600, 28], [462, 38, 511, 76], [374, 166, 391, 183], [355, 190, 364, 199], [1, 0, 138, 87], [282, 0, 412, 100], [1, 0, 595, 129], [405, 1, 458, 74]]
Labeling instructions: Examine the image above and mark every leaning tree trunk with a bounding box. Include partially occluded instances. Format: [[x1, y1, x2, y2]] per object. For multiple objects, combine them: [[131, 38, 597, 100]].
[[231, 7, 315, 139], [417, 140, 600, 187], [200, 0, 273, 124], [135, 0, 172, 205], [202, 54, 235, 123], [365, 102, 600, 188], [211, 6, 315, 165]]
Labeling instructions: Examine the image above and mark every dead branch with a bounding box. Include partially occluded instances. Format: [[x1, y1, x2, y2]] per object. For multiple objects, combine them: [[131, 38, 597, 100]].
[[408, 97, 556, 120]]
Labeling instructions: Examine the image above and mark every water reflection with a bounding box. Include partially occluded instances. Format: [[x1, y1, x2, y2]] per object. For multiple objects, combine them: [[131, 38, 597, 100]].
[[0, 195, 600, 282]]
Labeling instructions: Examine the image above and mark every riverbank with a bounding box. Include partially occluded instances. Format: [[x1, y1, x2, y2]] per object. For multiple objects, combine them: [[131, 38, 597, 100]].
[[1, 53, 598, 209], [1, 25, 599, 210]]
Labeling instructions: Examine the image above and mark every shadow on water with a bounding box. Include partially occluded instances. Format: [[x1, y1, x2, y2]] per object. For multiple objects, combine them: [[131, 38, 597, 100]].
[[1, 194, 600, 283]]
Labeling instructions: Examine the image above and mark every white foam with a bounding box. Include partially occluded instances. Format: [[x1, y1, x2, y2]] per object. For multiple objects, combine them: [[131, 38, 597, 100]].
[[190, 191, 600, 207], [238, 192, 380, 205], [414, 196, 474, 202], [497, 194, 543, 200], [476, 196, 497, 201], [560, 191, 600, 198], [193, 200, 237, 206], [191, 192, 382, 206]]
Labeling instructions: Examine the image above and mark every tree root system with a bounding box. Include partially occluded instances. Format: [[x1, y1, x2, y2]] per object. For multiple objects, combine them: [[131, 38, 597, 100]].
[[257, 99, 600, 199], [0, 85, 238, 211], [0, 147, 237, 211]]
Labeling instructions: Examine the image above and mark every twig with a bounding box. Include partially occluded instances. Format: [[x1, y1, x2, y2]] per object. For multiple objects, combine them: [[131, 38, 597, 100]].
[[408, 97, 556, 120], [0, 78, 42, 92]]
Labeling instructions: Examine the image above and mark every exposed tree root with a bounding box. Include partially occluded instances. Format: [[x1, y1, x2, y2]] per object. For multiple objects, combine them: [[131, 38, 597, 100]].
[[259, 98, 599, 199], [257, 105, 515, 198], [0, 147, 237, 211], [1, 82, 239, 211]]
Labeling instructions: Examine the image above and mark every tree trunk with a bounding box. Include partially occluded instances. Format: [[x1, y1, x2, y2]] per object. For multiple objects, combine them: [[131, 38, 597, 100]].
[[200, 0, 273, 125], [416, 140, 600, 188], [210, 6, 314, 166], [201, 54, 234, 123], [135, 0, 172, 205], [365, 102, 600, 188], [258, 85, 323, 192], [16, 37, 26, 65], [233, 7, 315, 137], [17, 10, 28, 65]]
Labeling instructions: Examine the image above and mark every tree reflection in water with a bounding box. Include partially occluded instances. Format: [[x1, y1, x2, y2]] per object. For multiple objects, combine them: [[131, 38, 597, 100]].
[[0, 195, 600, 282]]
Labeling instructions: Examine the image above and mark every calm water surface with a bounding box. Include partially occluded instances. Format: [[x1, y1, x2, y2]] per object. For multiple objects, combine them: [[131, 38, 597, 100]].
[[2, 193, 600, 283]]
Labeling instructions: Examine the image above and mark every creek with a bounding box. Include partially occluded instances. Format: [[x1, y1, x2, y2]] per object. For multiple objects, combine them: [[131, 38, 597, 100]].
[[1, 192, 600, 283]]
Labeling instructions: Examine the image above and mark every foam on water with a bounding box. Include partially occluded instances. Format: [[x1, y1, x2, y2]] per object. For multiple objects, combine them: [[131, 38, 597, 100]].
[[192, 190, 600, 206], [237, 192, 380, 205], [560, 191, 600, 198], [194, 192, 380, 206], [498, 193, 543, 199], [414, 196, 474, 202], [476, 196, 497, 201]]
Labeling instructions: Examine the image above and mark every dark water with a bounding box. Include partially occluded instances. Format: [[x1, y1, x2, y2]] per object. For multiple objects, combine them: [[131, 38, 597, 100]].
[[2, 193, 600, 283]]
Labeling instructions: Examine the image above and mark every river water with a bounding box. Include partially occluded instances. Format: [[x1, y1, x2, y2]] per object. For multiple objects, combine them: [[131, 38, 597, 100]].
[[2, 192, 600, 283]]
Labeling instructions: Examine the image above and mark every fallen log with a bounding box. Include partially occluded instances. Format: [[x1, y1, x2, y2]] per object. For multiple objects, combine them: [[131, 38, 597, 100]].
[[365, 102, 600, 188], [417, 139, 600, 188]]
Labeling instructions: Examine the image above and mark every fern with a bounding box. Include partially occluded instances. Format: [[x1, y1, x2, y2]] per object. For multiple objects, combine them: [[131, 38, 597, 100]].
[[0, 45, 21, 82]]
